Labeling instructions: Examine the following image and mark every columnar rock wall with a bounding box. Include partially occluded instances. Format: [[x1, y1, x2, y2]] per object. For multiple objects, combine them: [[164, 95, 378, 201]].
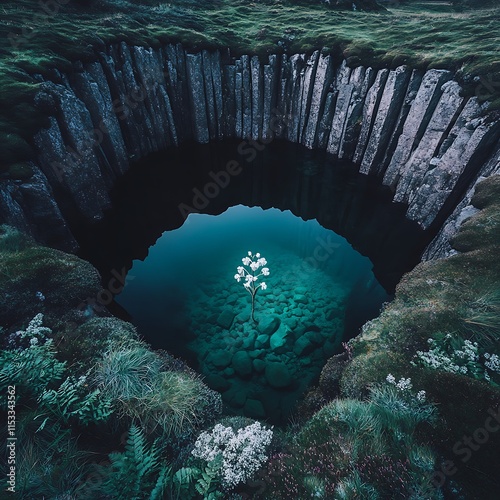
[[0, 43, 498, 255]]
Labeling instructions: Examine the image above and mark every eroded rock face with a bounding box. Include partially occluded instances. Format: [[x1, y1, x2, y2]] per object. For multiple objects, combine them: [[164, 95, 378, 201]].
[[1, 44, 497, 258]]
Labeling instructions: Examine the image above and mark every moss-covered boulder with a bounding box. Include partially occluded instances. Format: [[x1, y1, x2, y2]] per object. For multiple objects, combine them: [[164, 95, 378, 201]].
[[0, 227, 101, 327]]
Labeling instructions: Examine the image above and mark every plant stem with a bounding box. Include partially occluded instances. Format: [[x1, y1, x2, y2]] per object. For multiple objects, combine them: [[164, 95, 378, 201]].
[[251, 289, 256, 322]]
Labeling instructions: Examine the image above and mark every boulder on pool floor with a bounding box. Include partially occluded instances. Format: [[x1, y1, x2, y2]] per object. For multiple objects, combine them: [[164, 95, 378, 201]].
[[258, 315, 280, 335], [217, 309, 235, 329], [232, 351, 253, 377], [265, 362, 292, 389], [208, 350, 233, 368]]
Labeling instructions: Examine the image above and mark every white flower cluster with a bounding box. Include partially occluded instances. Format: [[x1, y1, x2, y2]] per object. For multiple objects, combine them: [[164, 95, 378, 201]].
[[414, 336, 478, 375], [386, 374, 426, 402], [484, 353, 500, 373], [483, 353, 500, 381], [192, 421, 273, 488], [16, 313, 52, 342], [386, 374, 412, 391], [234, 251, 269, 291]]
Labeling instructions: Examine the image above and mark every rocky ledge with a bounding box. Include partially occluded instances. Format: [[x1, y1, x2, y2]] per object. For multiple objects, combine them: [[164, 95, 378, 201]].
[[0, 43, 498, 257]]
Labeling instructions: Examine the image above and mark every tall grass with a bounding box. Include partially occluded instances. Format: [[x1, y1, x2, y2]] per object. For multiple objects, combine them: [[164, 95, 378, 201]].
[[93, 341, 219, 437]]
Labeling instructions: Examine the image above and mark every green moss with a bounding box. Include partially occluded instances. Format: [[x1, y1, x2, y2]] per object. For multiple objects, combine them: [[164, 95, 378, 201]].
[[0, 238, 102, 327], [338, 175, 500, 497], [0, 0, 498, 168]]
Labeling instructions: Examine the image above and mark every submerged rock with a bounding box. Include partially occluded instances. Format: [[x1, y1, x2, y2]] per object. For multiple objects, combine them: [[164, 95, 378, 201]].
[[258, 315, 280, 335], [208, 350, 232, 368], [232, 351, 253, 377], [270, 323, 294, 352], [217, 309, 235, 329], [265, 362, 292, 389], [206, 374, 230, 392], [294, 335, 315, 356]]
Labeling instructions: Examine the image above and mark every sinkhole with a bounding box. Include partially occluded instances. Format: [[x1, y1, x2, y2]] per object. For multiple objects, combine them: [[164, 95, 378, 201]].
[[76, 139, 435, 424]]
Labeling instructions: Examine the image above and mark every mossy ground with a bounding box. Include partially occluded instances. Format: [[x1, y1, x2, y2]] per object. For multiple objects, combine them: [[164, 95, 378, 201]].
[[338, 175, 500, 497], [1, 1, 500, 496], [0, 0, 499, 173]]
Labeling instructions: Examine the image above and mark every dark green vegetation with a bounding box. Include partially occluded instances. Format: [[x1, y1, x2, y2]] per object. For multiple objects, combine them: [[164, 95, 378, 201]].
[[1, 175, 499, 497], [301, 175, 500, 498], [1, 0, 500, 497], [0, 0, 499, 173]]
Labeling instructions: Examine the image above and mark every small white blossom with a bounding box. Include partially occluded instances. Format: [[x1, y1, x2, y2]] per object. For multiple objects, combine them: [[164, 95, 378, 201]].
[[416, 390, 426, 402], [242, 257, 251, 266], [260, 282, 267, 290], [250, 261, 260, 272], [386, 374, 396, 384], [17, 313, 51, 341], [396, 377, 412, 391], [262, 268, 270, 276], [234, 274, 241, 282], [248, 251, 252, 256]]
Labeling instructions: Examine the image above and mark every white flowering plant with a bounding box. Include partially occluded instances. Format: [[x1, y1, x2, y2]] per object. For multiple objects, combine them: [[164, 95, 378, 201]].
[[386, 374, 427, 402], [412, 334, 500, 385], [234, 251, 270, 322], [192, 421, 273, 489]]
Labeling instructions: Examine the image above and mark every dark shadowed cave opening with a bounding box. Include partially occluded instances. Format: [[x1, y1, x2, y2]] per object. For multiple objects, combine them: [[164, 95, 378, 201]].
[[73, 139, 437, 424]]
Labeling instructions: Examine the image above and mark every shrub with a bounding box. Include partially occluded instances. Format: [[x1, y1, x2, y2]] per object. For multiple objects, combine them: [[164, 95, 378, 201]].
[[0, 325, 66, 400], [37, 374, 114, 429], [412, 333, 500, 385], [0, 314, 113, 429], [192, 421, 273, 489]]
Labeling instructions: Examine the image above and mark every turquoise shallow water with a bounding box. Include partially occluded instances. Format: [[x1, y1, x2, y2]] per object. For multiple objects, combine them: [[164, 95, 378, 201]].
[[116, 205, 388, 423]]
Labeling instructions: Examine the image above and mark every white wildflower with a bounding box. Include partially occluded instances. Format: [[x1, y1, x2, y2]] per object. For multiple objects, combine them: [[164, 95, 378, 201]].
[[396, 377, 413, 391], [416, 390, 426, 402], [192, 422, 273, 489]]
